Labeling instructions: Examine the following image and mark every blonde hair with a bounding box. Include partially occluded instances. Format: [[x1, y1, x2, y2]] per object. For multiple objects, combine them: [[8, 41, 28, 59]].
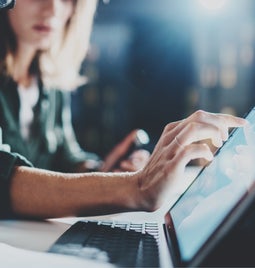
[[0, 0, 98, 90]]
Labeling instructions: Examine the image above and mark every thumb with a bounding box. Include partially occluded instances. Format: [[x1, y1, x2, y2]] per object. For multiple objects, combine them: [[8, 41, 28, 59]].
[[101, 129, 139, 171]]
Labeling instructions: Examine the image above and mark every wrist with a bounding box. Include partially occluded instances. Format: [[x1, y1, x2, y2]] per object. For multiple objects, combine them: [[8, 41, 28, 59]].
[[131, 169, 162, 213], [128, 170, 150, 212]]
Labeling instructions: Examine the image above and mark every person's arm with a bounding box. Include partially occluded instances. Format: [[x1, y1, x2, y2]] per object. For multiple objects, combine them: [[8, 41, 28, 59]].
[[8, 110, 247, 219], [10, 167, 141, 218]]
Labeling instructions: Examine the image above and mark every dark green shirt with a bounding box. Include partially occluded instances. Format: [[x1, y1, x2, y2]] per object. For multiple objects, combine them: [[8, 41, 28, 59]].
[[0, 150, 32, 218], [0, 74, 99, 172]]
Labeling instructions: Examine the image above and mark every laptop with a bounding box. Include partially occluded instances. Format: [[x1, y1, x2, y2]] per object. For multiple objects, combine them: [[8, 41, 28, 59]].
[[49, 107, 255, 267]]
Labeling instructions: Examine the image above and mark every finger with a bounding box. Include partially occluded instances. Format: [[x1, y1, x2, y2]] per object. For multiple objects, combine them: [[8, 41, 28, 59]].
[[217, 113, 247, 127], [114, 129, 139, 155], [155, 124, 222, 162], [187, 111, 247, 141], [119, 150, 150, 171], [162, 111, 246, 152], [119, 159, 144, 172], [155, 144, 213, 188], [171, 143, 213, 170], [157, 121, 186, 149], [101, 130, 139, 171], [128, 149, 150, 161], [189, 110, 247, 128], [119, 161, 137, 172], [162, 120, 182, 134], [176, 122, 225, 148]]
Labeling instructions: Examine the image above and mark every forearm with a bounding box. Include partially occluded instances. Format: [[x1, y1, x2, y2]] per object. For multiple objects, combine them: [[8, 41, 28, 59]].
[[10, 166, 142, 219]]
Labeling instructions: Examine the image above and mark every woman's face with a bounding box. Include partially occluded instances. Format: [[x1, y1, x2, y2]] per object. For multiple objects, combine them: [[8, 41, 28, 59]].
[[7, 0, 75, 50]]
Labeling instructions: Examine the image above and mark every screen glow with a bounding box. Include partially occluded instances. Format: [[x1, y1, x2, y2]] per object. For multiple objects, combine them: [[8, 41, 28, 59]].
[[198, 0, 228, 10]]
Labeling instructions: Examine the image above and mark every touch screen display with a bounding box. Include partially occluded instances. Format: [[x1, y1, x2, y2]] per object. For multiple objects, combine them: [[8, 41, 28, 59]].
[[170, 108, 255, 261]]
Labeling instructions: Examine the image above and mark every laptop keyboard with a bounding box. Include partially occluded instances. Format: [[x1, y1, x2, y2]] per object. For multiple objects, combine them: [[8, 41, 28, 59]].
[[49, 220, 160, 267]]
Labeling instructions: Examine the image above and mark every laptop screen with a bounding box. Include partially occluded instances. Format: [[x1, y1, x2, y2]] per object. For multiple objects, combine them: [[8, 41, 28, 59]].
[[167, 107, 255, 264]]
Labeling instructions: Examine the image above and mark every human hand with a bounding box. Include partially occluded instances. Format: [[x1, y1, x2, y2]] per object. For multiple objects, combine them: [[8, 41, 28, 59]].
[[135, 110, 247, 211], [100, 129, 150, 172], [113, 149, 150, 172]]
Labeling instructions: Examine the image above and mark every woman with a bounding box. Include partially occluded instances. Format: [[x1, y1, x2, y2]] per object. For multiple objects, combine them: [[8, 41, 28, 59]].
[[0, 0, 149, 173], [0, 1, 248, 221], [0, 0, 247, 217]]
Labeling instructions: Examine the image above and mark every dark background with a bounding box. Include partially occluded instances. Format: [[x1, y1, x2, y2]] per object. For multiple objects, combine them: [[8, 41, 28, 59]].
[[71, 0, 255, 157]]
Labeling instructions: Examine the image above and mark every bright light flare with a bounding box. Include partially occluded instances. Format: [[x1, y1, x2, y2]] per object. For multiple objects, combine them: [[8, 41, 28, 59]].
[[198, 0, 228, 10]]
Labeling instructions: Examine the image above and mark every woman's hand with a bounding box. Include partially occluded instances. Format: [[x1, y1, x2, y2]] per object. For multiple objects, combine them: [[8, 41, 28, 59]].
[[116, 149, 150, 172], [100, 129, 150, 172], [135, 110, 247, 211]]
